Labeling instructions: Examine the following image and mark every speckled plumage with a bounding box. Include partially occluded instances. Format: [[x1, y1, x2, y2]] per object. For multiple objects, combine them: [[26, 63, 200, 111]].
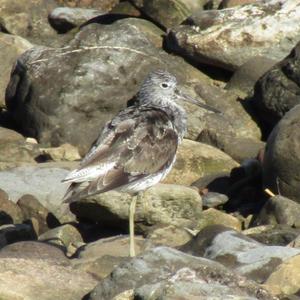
[[62, 70, 216, 202]]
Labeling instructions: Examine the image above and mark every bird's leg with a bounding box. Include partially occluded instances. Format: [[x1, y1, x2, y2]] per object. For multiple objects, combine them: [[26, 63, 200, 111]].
[[129, 194, 138, 257]]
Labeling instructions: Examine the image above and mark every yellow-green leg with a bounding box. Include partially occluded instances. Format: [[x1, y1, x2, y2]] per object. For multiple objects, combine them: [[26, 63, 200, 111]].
[[129, 195, 137, 257]]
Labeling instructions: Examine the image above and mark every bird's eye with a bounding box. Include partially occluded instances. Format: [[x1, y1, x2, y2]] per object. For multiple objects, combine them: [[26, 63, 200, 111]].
[[161, 82, 169, 89]]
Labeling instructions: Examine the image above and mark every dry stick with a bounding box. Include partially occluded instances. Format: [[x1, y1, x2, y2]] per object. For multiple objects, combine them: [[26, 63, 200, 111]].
[[264, 188, 275, 197], [28, 46, 162, 65]]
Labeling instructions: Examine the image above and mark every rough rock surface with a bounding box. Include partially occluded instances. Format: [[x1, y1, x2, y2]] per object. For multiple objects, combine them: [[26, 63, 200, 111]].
[[0, 241, 97, 300], [0, 189, 23, 225], [181, 225, 300, 282], [163, 139, 238, 185], [251, 196, 300, 228], [5, 18, 212, 154], [226, 56, 277, 96], [55, 0, 119, 10], [49, 7, 106, 33], [0, 0, 60, 46], [130, 0, 203, 29], [88, 246, 275, 300], [264, 254, 300, 296], [72, 235, 145, 279], [70, 183, 202, 230], [166, 0, 300, 71], [253, 41, 300, 130], [263, 105, 300, 202], [0, 33, 33, 107]]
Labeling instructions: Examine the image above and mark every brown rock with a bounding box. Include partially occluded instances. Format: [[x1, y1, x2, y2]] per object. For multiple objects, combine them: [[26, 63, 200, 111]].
[[0, 189, 23, 224], [17, 194, 60, 235]]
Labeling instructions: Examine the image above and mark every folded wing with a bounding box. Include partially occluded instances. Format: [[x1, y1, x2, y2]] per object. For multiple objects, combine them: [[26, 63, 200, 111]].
[[62, 106, 178, 202]]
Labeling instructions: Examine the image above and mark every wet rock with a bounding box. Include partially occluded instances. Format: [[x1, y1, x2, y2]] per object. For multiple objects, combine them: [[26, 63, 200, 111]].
[[253, 42, 300, 131], [226, 56, 277, 97], [264, 255, 300, 297], [163, 139, 239, 186], [88, 246, 274, 300], [38, 224, 83, 254], [201, 192, 229, 208], [17, 194, 60, 235], [5, 18, 212, 154], [0, 241, 97, 300], [0, 224, 35, 249], [263, 105, 300, 201], [166, 0, 300, 71], [181, 225, 300, 283], [71, 183, 202, 230], [72, 235, 145, 279], [0, 189, 23, 225], [251, 196, 300, 228], [130, 0, 201, 29], [0, 0, 60, 46], [243, 225, 300, 246], [49, 7, 105, 33], [0, 33, 33, 107]]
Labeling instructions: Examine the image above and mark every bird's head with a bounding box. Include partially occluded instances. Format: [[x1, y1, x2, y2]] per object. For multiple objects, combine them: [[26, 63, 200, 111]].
[[138, 70, 220, 114]]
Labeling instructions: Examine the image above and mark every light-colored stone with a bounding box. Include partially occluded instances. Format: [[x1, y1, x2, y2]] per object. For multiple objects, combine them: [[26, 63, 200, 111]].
[[198, 208, 242, 232], [0, 241, 97, 300], [167, 0, 300, 71], [164, 139, 239, 186], [264, 254, 300, 296], [40, 143, 81, 161]]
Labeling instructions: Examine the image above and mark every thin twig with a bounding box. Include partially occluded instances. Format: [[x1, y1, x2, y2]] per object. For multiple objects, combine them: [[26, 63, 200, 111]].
[[28, 46, 161, 65]]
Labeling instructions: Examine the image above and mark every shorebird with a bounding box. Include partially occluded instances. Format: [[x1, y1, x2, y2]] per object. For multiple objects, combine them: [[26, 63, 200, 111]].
[[62, 70, 219, 256]]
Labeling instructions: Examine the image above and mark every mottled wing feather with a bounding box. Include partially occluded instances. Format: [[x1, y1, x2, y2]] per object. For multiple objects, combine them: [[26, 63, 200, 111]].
[[63, 106, 178, 202]]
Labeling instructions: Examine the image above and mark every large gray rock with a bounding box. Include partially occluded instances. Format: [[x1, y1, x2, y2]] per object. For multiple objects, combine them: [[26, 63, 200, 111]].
[[5, 18, 213, 154], [0, 241, 97, 300], [166, 0, 300, 71], [253, 41, 300, 130], [181, 225, 300, 283], [88, 246, 275, 300], [262, 105, 300, 202]]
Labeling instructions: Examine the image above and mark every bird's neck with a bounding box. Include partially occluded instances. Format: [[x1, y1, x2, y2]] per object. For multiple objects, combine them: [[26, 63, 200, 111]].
[[147, 100, 187, 142]]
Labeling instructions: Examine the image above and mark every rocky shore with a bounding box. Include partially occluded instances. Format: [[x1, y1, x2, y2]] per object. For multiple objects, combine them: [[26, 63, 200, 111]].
[[0, 0, 300, 299]]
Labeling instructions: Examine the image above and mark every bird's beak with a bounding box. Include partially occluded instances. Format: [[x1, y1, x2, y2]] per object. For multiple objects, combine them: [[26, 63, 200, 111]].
[[175, 88, 221, 114]]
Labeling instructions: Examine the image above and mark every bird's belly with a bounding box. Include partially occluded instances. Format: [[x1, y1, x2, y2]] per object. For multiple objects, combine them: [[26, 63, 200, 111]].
[[118, 157, 176, 194]]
